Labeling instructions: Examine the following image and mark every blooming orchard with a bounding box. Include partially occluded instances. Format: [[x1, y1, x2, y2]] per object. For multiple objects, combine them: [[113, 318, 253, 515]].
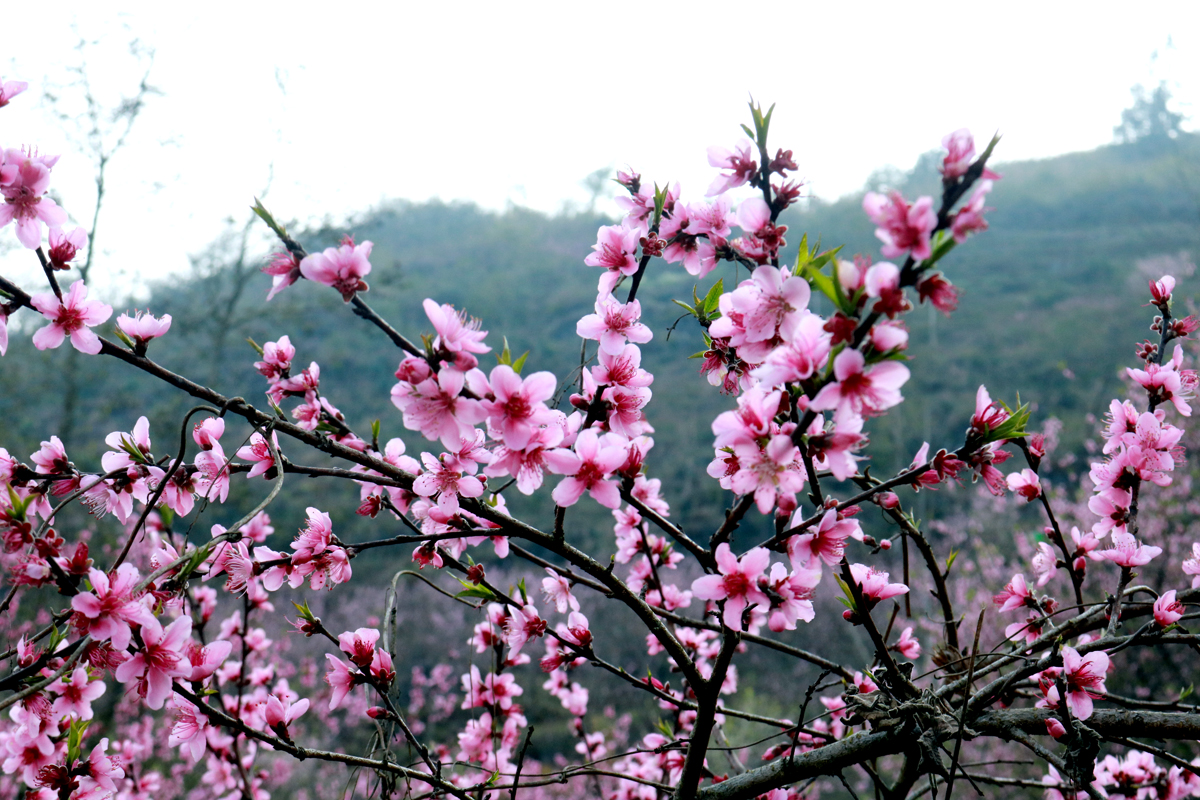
[[1, 82, 1199, 800]]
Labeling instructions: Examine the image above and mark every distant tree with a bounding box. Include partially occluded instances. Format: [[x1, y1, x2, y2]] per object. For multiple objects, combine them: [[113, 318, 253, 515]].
[[1113, 82, 1186, 145]]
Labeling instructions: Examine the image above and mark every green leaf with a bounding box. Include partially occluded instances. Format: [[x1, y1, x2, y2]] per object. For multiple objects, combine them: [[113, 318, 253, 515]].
[[292, 600, 316, 621], [113, 327, 136, 350], [511, 351, 529, 373], [985, 397, 1032, 442], [251, 198, 289, 241], [703, 279, 724, 314], [740, 123, 755, 141], [945, 550, 959, 572], [370, 419, 381, 442], [455, 579, 498, 601], [157, 504, 175, 528], [66, 718, 91, 764], [673, 298, 699, 317], [1179, 683, 1194, 701], [687, 349, 708, 360], [517, 577, 528, 604], [496, 337, 513, 366], [654, 718, 674, 737], [246, 337, 264, 357]]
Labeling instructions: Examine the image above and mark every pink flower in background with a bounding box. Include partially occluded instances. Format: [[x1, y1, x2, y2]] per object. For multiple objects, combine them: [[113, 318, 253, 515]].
[[542, 568, 580, 613], [29, 281, 112, 354], [691, 543, 771, 631], [299, 239, 372, 302], [862, 191, 935, 260]]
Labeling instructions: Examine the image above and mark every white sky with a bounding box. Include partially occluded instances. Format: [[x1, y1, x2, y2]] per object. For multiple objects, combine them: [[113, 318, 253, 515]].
[[2, 1, 1198, 294]]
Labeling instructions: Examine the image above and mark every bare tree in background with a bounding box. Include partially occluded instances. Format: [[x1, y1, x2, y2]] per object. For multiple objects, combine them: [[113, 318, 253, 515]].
[[42, 35, 159, 441]]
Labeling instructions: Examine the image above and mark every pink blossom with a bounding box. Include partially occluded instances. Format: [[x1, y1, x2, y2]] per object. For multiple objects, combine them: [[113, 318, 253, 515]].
[[46, 226, 88, 270], [1154, 589, 1184, 627], [545, 429, 628, 509], [169, 700, 211, 762], [916, 272, 960, 315], [71, 564, 154, 650], [324, 654, 360, 709], [413, 451, 485, 514], [265, 693, 309, 739], [691, 543, 771, 631], [1126, 344, 1193, 416], [299, 239, 372, 302], [969, 384, 1010, 435], [505, 604, 547, 655], [262, 249, 302, 300], [1089, 531, 1162, 567], [787, 508, 861, 570], [576, 296, 653, 356], [845, 563, 909, 620], [706, 140, 758, 196], [423, 298, 491, 358], [1031, 542, 1058, 587], [0, 306, 8, 356], [541, 568, 580, 613], [481, 365, 557, 450], [950, 180, 993, 243], [940, 129, 977, 179], [0, 146, 68, 248], [1055, 646, 1109, 720], [29, 281, 113, 354], [893, 626, 921, 660], [116, 310, 172, 346], [391, 365, 488, 448], [584, 223, 641, 293], [862, 191, 936, 261], [1149, 275, 1176, 306], [235, 431, 281, 478], [730, 434, 805, 515], [809, 348, 910, 422], [1006, 468, 1042, 501], [1183, 542, 1200, 588], [0, 79, 29, 108], [338, 627, 381, 668], [763, 562, 820, 632], [114, 615, 194, 709], [47, 667, 105, 721]]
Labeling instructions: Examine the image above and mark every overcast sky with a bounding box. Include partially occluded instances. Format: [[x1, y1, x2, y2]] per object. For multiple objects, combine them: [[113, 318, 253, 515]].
[[3, 2, 1198, 294]]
